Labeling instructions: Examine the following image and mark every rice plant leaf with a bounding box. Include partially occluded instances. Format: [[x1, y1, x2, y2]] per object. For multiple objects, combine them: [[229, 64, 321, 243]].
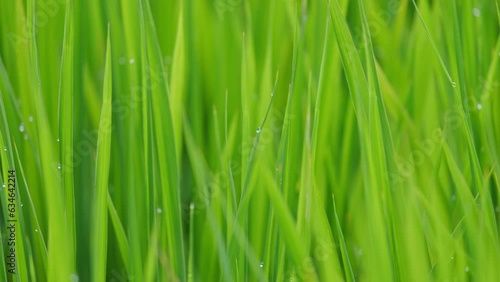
[[92, 27, 113, 282], [58, 0, 76, 269], [332, 195, 354, 282], [27, 0, 71, 279], [107, 191, 130, 273], [170, 7, 186, 158], [139, 0, 186, 280], [263, 169, 319, 282]]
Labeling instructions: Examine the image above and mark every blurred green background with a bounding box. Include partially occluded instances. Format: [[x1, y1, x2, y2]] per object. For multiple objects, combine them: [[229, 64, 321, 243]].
[[1, 0, 500, 281]]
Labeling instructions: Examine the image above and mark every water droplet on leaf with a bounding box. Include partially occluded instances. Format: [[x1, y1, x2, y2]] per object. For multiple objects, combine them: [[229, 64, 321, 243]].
[[472, 8, 481, 17], [70, 274, 79, 282]]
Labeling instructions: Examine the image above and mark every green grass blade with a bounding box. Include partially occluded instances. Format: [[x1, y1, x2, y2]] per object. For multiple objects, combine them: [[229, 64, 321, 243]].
[[58, 0, 76, 271], [107, 191, 130, 274], [92, 28, 112, 282], [27, 0, 71, 279]]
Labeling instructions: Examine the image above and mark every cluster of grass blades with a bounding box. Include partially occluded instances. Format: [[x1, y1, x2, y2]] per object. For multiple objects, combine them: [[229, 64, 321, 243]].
[[0, 0, 500, 281]]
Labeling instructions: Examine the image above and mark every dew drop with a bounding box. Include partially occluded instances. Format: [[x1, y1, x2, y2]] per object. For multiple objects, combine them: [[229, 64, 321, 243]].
[[256, 127, 261, 133], [70, 274, 79, 282], [477, 103, 482, 110], [35, 229, 38, 232], [190, 202, 195, 210], [2, 184, 5, 188], [259, 262, 264, 268], [57, 138, 60, 142], [129, 59, 135, 64], [452, 81, 457, 88], [19, 123, 25, 132], [451, 256, 454, 260], [465, 266, 470, 272], [28, 115, 33, 122], [156, 208, 162, 214], [472, 8, 481, 17], [57, 163, 61, 170], [3, 147, 7, 151]]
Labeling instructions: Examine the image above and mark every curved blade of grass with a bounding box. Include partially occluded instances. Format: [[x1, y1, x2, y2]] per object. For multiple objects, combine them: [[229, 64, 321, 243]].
[[478, 36, 500, 242], [327, 0, 369, 126], [410, 0, 455, 87], [182, 118, 233, 282], [263, 169, 319, 282], [332, 195, 354, 282], [297, 73, 312, 246], [327, 0, 395, 280], [224, 90, 237, 244], [448, 0, 483, 192], [57, 0, 76, 269], [274, 13, 300, 282], [27, 0, 71, 279], [241, 68, 279, 199], [170, 7, 186, 158], [139, 0, 186, 280], [13, 142, 48, 270], [107, 191, 130, 274], [0, 76, 12, 282], [92, 28, 112, 282], [230, 70, 279, 266], [0, 117, 15, 281]]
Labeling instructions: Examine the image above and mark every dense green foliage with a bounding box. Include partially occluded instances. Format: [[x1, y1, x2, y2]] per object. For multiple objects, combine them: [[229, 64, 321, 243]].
[[1, 0, 500, 281]]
